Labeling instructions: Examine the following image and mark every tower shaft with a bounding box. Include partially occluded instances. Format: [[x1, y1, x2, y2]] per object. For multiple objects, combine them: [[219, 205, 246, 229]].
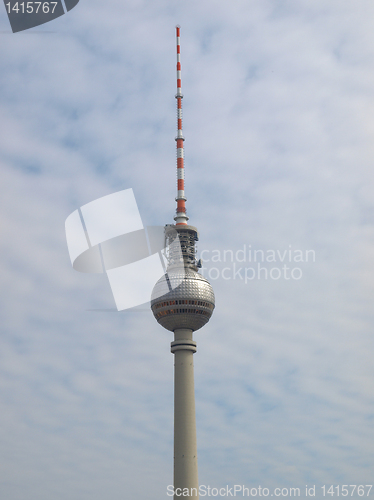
[[171, 329, 199, 499]]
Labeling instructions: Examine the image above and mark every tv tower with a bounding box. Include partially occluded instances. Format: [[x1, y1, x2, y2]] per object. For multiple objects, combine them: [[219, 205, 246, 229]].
[[151, 27, 215, 499]]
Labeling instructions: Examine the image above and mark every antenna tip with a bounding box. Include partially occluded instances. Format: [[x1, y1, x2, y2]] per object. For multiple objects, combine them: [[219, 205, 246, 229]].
[[175, 24, 181, 29]]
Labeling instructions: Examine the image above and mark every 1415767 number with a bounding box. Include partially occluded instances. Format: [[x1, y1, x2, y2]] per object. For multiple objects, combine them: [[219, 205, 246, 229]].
[[5, 2, 58, 14], [321, 485, 373, 496]]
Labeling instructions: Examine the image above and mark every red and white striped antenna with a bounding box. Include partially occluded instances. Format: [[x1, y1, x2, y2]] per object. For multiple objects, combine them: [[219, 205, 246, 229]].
[[174, 25, 189, 226]]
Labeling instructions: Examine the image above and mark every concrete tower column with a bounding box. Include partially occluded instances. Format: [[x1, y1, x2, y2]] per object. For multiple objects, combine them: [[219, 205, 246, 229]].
[[171, 328, 199, 499]]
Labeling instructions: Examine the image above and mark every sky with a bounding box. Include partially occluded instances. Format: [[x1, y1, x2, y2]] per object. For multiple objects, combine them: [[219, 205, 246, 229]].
[[1, 1, 374, 499]]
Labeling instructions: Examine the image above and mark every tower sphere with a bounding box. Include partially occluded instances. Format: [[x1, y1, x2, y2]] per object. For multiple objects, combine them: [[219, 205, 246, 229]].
[[151, 268, 215, 332]]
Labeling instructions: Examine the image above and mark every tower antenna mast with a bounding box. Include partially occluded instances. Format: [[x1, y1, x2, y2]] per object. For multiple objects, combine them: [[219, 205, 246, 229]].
[[175, 25, 188, 226]]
